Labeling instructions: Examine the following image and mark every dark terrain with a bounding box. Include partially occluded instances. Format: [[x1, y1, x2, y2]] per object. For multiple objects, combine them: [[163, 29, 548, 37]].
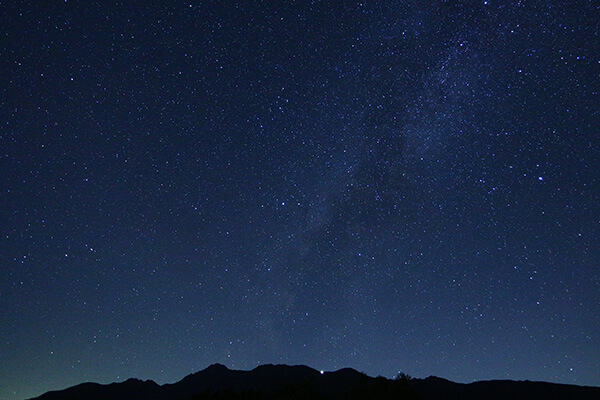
[[30, 364, 600, 400]]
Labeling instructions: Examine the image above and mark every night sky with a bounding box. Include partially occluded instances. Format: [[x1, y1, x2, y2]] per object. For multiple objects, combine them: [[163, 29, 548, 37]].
[[2, 1, 599, 399]]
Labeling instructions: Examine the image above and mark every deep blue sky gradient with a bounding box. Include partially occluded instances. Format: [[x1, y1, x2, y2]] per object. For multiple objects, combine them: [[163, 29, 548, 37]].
[[1, 1, 599, 399]]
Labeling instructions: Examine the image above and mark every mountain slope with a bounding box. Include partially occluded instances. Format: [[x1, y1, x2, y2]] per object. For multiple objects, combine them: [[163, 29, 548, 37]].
[[412, 376, 600, 400], [29, 364, 600, 400]]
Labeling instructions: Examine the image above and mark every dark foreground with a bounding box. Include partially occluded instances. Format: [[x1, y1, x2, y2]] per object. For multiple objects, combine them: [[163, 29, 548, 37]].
[[30, 364, 600, 400]]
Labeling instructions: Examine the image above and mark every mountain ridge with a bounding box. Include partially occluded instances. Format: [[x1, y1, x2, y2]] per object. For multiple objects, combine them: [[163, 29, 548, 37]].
[[29, 363, 600, 400]]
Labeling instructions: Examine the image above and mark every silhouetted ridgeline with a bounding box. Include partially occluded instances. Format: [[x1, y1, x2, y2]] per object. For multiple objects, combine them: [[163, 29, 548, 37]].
[[29, 364, 600, 400]]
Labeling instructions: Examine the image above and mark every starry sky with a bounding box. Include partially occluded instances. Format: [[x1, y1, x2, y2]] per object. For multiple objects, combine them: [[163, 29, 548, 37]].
[[1, 1, 599, 399]]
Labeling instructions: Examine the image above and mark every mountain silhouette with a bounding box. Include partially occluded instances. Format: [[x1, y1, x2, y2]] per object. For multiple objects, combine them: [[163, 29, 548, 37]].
[[29, 364, 600, 400]]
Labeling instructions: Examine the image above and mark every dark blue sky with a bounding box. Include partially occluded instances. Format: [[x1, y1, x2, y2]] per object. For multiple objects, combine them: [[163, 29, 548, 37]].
[[1, 1, 599, 399]]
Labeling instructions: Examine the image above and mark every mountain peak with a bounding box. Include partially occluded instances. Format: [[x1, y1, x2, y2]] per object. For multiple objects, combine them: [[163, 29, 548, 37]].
[[123, 378, 142, 383], [204, 363, 229, 371]]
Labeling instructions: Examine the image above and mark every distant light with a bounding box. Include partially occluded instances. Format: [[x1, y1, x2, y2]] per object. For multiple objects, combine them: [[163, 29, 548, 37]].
[[320, 370, 324, 375], [538, 176, 544, 181]]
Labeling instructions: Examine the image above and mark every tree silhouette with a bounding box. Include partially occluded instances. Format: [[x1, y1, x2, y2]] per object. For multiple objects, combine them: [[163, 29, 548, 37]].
[[395, 372, 413, 381]]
